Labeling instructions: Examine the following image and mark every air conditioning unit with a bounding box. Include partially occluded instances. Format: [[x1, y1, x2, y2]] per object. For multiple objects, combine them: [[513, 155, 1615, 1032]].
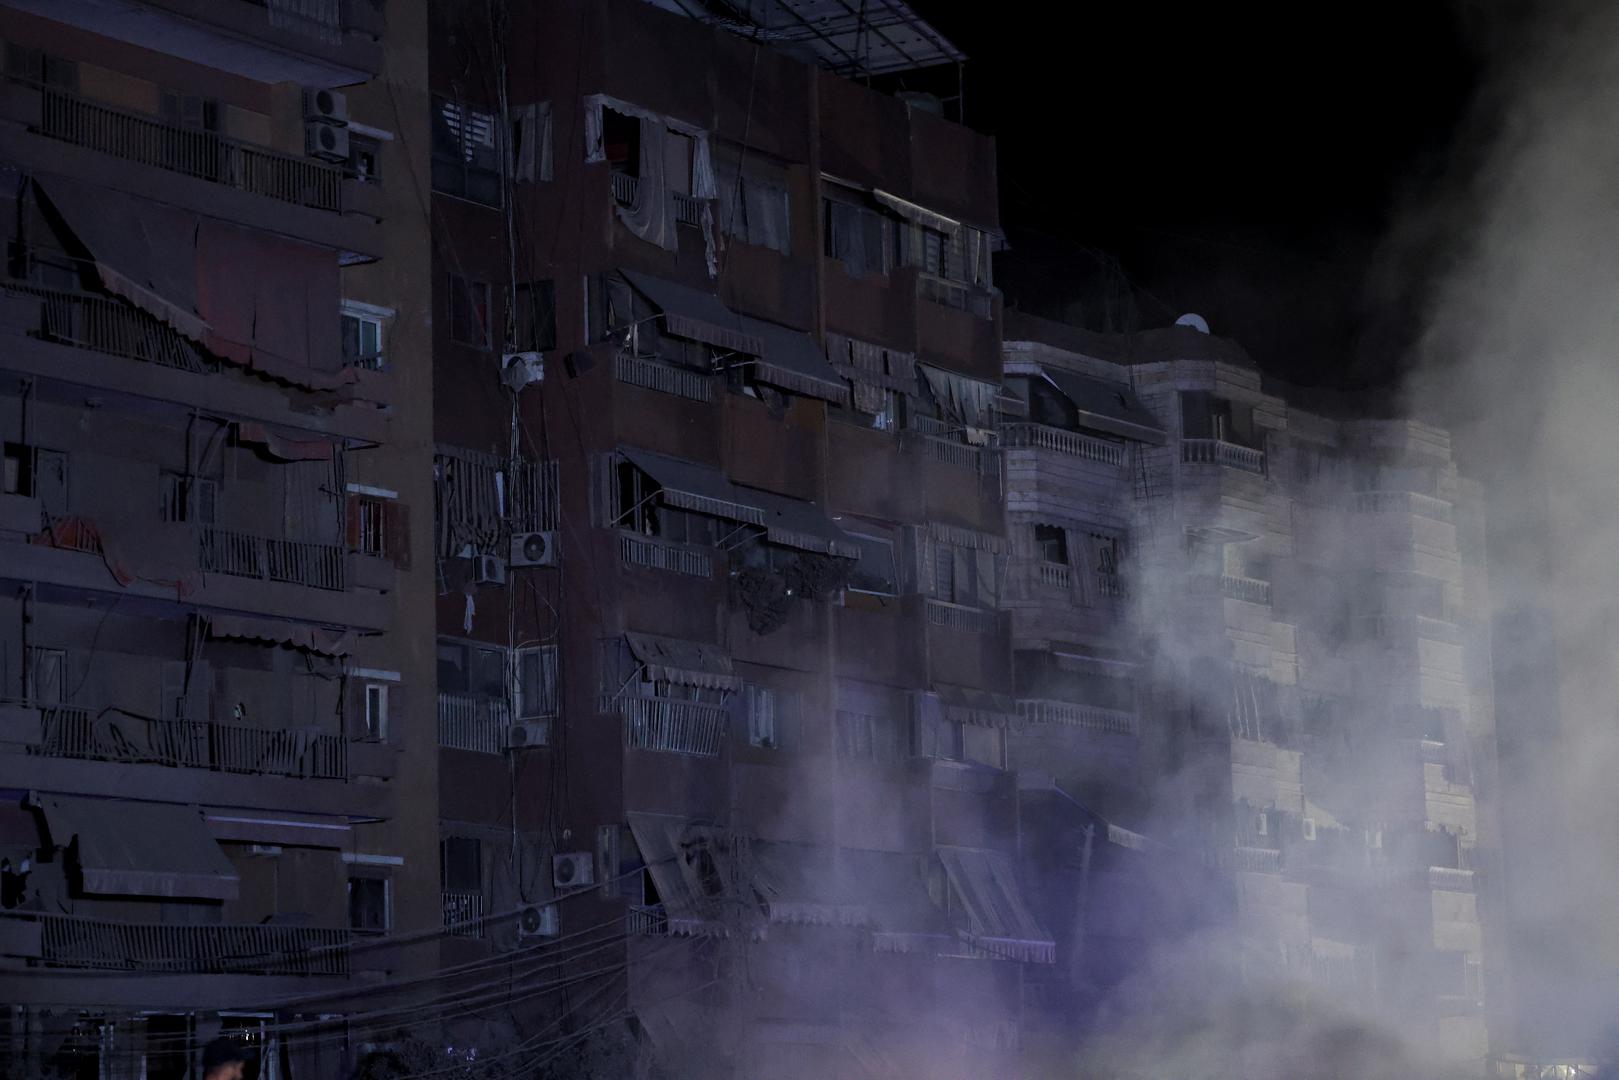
[[517, 903, 558, 940], [505, 719, 550, 750], [473, 554, 506, 586], [509, 531, 557, 568], [303, 87, 350, 125], [501, 351, 545, 390], [552, 852, 594, 890], [305, 121, 350, 162]]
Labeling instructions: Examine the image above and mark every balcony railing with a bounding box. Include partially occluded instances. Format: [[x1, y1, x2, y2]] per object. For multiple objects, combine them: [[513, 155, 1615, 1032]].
[[35, 86, 343, 212], [1225, 846, 1283, 874], [442, 891, 486, 938], [33, 709, 347, 779], [672, 192, 705, 227], [1000, 422, 1125, 467], [911, 432, 990, 472], [618, 532, 714, 578], [198, 527, 345, 591], [627, 904, 670, 936], [1016, 699, 1136, 737], [1219, 575, 1272, 605], [437, 693, 511, 754], [1181, 438, 1266, 475], [615, 351, 714, 402], [916, 273, 993, 318], [4, 282, 213, 374], [925, 599, 1000, 635], [1427, 867, 1476, 892], [1037, 562, 1071, 590], [1094, 570, 1126, 600], [15, 912, 350, 974], [607, 694, 727, 756], [1356, 490, 1454, 523], [611, 171, 639, 207]]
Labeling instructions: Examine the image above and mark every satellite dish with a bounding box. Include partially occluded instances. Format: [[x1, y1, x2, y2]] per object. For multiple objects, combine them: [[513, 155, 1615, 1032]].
[[1175, 313, 1210, 334]]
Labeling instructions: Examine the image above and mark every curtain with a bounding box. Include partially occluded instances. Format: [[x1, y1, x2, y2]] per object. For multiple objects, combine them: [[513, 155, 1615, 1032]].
[[512, 101, 553, 182], [615, 117, 675, 251]]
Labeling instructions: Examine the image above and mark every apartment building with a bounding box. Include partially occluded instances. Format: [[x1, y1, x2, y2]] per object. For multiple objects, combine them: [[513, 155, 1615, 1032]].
[[0, 1, 437, 1075], [998, 311, 1503, 1068]]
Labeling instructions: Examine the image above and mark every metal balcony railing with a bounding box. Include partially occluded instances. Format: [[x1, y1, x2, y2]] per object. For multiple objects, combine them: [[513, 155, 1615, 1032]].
[[916, 272, 993, 318], [672, 192, 704, 227], [1218, 575, 1272, 605], [442, 891, 486, 938], [1000, 422, 1125, 466], [614, 351, 714, 402], [33, 709, 347, 779], [617, 532, 714, 578], [925, 598, 1000, 634], [16, 912, 350, 974], [607, 694, 727, 757], [4, 281, 213, 374], [35, 86, 344, 212], [1016, 699, 1136, 737], [436, 693, 511, 754], [1181, 438, 1266, 475], [1356, 490, 1455, 523], [627, 904, 670, 936], [1427, 867, 1476, 892], [611, 171, 639, 207], [198, 527, 345, 591]]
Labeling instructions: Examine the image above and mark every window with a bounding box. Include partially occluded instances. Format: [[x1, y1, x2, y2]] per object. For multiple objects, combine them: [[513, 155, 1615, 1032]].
[[1180, 391, 1258, 447], [437, 640, 506, 698], [717, 155, 791, 254], [26, 646, 65, 705], [1034, 525, 1068, 565], [514, 280, 557, 352], [514, 646, 558, 720], [348, 876, 390, 933], [159, 90, 219, 132], [931, 540, 999, 609], [846, 533, 898, 596], [440, 836, 482, 893], [601, 107, 641, 175], [4, 44, 77, 90], [363, 683, 388, 740], [348, 134, 382, 184], [836, 709, 903, 765], [4, 443, 67, 511], [1090, 534, 1120, 576], [341, 303, 389, 370], [823, 198, 889, 277], [448, 275, 492, 348], [745, 685, 777, 749], [161, 473, 217, 525], [356, 496, 385, 556], [432, 96, 500, 204]]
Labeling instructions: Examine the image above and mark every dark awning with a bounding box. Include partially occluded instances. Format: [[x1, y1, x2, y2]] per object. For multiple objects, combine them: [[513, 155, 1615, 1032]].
[[747, 841, 868, 926], [1038, 367, 1165, 445], [747, 321, 850, 405], [619, 448, 767, 526], [207, 614, 354, 657], [625, 632, 738, 691], [747, 490, 860, 559], [32, 794, 240, 901], [936, 846, 1054, 964], [627, 813, 728, 937], [933, 684, 1016, 727], [621, 271, 764, 356], [32, 174, 208, 340]]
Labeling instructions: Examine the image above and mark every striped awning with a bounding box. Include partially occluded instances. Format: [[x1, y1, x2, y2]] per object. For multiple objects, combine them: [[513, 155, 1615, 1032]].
[[625, 632, 738, 691], [936, 846, 1054, 964], [627, 814, 730, 938], [619, 448, 766, 526], [32, 794, 239, 901], [748, 490, 860, 559]]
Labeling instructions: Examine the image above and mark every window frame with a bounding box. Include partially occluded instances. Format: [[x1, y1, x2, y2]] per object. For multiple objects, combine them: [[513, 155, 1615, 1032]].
[[356, 496, 386, 556], [513, 280, 558, 352], [363, 682, 389, 741], [347, 874, 392, 934], [440, 835, 483, 895], [513, 645, 559, 721], [448, 274, 493, 349], [431, 95, 501, 206], [745, 684, 778, 749], [340, 300, 392, 370], [845, 531, 899, 597]]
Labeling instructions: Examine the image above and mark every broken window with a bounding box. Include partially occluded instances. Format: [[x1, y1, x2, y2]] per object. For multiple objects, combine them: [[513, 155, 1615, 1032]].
[[448, 274, 491, 348], [348, 875, 390, 933], [514, 645, 558, 720], [341, 303, 387, 370], [3, 442, 67, 512], [440, 836, 483, 893], [26, 646, 65, 705], [1034, 525, 1068, 565], [601, 107, 641, 176], [717, 152, 792, 254], [823, 197, 889, 278], [846, 532, 898, 596], [160, 472, 216, 525], [514, 279, 558, 352], [432, 95, 500, 205]]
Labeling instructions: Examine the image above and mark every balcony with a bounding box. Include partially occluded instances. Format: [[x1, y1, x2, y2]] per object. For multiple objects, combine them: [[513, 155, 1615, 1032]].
[[615, 351, 714, 402], [916, 272, 993, 319], [1094, 570, 1127, 600], [4, 281, 214, 374], [31, 85, 344, 213], [1181, 438, 1266, 475], [1036, 562, 1071, 590], [199, 527, 345, 591], [606, 694, 727, 757], [925, 598, 1001, 635], [627, 904, 670, 936], [618, 532, 714, 578], [29, 705, 347, 779], [673, 192, 705, 227], [1427, 866, 1476, 892], [1015, 699, 1136, 737], [1356, 490, 1454, 524], [442, 891, 486, 938], [1000, 422, 1125, 467], [611, 171, 639, 207], [904, 430, 992, 473], [7, 912, 350, 975], [436, 693, 511, 755]]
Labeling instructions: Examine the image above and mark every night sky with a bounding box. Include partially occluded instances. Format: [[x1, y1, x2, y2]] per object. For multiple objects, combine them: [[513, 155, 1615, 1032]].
[[909, 2, 1489, 390]]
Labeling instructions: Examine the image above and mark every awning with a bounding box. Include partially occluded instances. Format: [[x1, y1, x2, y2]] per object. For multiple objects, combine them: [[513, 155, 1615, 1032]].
[[207, 614, 354, 657], [926, 521, 1005, 554], [936, 846, 1054, 964], [839, 848, 941, 939], [625, 632, 739, 691], [918, 364, 1000, 430], [934, 684, 1016, 728], [746, 841, 868, 927], [32, 175, 209, 341], [627, 813, 728, 937], [1038, 367, 1165, 446], [234, 422, 337, 462], [747, 490, 860, 559], [621, 271, 764, 356], [32, 794, 240, 901], [872, 189, 960, 236], [203, 810, 352, 849], [619, 448, 767, 526], [747, 320, 850, 405]]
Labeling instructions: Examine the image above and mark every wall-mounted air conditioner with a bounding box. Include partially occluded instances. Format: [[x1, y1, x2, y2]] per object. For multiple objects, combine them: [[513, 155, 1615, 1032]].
[[552, 852, 594, 890], [509, 531, 557, 568]]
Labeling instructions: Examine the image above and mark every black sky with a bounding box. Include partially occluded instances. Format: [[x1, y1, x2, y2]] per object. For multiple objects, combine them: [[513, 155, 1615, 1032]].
[[910, 2, 1486, 388]]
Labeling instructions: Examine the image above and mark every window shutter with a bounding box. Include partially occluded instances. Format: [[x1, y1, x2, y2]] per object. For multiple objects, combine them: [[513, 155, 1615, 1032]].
[[384, 502, 411, 569]]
